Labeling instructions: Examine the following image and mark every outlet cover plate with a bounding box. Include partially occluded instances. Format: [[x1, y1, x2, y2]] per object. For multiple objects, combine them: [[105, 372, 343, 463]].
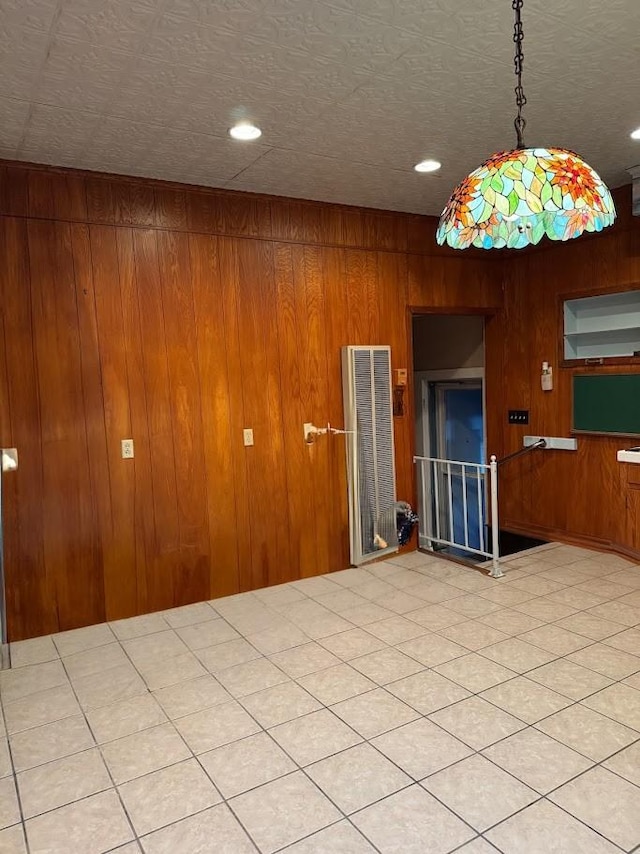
[[1, 448, 18, 472]]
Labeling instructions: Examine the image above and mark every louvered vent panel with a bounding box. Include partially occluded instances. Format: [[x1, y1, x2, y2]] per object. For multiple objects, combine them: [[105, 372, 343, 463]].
[[342, 346, 397, 565]]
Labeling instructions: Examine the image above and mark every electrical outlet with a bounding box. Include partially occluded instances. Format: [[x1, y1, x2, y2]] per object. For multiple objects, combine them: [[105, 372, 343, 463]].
[[508, 410, 529, 425], [121, 438, 135, 459], [243, 428, 254, 447]]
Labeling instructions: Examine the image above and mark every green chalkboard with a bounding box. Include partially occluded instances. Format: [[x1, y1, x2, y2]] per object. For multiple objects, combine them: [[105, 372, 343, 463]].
[[573, 373, 640, 437]]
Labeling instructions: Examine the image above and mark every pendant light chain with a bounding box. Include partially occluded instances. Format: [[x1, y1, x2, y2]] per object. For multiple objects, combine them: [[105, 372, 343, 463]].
[[436, 0, 615, 250], [513, 0, 527, 149]]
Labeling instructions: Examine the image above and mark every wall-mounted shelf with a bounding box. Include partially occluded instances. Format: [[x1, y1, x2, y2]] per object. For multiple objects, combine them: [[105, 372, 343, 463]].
[[563, 290, 640, 364]]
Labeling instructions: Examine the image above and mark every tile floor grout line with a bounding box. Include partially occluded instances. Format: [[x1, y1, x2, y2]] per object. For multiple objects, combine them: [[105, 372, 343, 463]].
[[226, 758, 350, 852], [13, 648, 630, 844], [245, 648, 632, 849], [472, 640, 638, 687], [415, 651, 640, 761], [197, 675, 393, 854], [139, 800, 261, 853], [0, 692, 31, 854], [363, 687, 639, 853], [209, 619, 490, 853], [481, 728, 640, 799], [481, 793, 628, 853], [191, 677, 361, 853], [4, 649, 138, 848], [59, 627, 263, 849], [55, 650, 141, 848], [3, 545, 640, 853]]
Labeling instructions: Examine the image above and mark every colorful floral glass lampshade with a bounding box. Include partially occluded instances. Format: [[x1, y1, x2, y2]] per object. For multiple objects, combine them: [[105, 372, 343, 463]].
[[436, 0, 616, 250], [436, 147, 616, 250]]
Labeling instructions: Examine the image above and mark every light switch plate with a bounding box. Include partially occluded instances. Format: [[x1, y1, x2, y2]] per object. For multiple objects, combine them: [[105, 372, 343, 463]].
[[243, 428, 254, 447], [121, 439, 135, 459], [1, 448, 18, 472], [395, 368, 408, 387]]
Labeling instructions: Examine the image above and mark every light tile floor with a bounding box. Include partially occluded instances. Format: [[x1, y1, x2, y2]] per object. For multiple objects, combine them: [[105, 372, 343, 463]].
[[1, 543, 640, 853]]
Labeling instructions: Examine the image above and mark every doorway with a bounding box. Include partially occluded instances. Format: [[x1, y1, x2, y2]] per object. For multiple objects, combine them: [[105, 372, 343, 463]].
[[428, 379, 486, 558], [412, 314, 487, 562]]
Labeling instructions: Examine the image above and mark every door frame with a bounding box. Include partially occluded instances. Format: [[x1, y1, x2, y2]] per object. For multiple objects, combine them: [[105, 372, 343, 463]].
[[435, 379, 486, 552], [408, 306, 495, 552], [416, 369, 486, 463], [416, 372, 487, 552], [434, 380, 484, 465]]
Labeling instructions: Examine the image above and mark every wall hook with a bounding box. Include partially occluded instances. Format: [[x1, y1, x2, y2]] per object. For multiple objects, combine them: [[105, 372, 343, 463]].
[[303, 422, 355, 444]]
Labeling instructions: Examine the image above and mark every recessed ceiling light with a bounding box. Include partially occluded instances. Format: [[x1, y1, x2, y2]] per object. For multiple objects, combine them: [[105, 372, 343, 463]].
[[414, 159, 442, 173], [229, 122, 262, 141], [631, 127, 640, 140]]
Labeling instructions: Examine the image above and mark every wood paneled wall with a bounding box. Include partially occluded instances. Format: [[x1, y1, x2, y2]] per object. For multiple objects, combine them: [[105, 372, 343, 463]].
[[487, 185, 640, 558], [0, 162, 501, 640]]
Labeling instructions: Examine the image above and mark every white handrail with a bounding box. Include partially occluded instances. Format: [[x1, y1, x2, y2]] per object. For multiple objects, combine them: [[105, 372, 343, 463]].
[[489, 455, 503, 578], [414, 454, 503, 578], [414, 454, 491, 469]]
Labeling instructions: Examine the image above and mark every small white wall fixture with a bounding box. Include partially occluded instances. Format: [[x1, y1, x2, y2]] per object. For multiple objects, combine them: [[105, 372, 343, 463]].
[[523, 436, 578, 451]]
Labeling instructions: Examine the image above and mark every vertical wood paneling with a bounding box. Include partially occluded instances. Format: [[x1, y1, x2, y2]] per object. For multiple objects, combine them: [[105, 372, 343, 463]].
[[189, 234, 240, 598], [224, 194, 271, 238], [1, 162, 509, 641], [27, 171, 56, 219], [529, 257, 555, 529], [116, 228, 153, 613], [409, 255, 503, 310], [154, 187, 187, 230], [340, 209, 364, 247], [362, 212, 407, 252], [274, 244, 314, 579], [236, 239, 291, 588], [275, 245, 332, 579], [0, 167, 28, 216], [132, 229, 180, 611], [300, 247, 332, 575], [27, 220, 104, 630], [377, 251, 413, 508], [484, 311, 505, 474], [0, 218, 54, 639], [128, 183, 156, 227], [89, 225, 138, 619], [69, 224, 118, 620], [322, 247, 352, 570], [270, 200, 313, 243], [156, 230, 210, 606], [626, 480, 640, 553], [52, 173, 88, 222], [186, 192, 225, 235], [503, 258, 534, 527], [346, 250, 379, 345], [216, 238, 253, 593], [493, 201, 640, 554], [111, 182, 156, 227], [86, 178, 115, 224]]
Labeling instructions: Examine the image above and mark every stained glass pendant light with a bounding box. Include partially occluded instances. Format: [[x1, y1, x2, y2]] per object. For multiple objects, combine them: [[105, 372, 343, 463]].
[[436, 0, 616, 250]]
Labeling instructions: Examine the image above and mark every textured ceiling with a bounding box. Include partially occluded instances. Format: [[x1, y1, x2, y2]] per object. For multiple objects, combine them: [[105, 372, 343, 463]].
[[1, 0, 639, 214]]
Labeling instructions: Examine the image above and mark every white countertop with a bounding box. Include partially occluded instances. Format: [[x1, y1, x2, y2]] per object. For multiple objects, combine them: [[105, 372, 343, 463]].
[[617, 449, 640, 464]]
